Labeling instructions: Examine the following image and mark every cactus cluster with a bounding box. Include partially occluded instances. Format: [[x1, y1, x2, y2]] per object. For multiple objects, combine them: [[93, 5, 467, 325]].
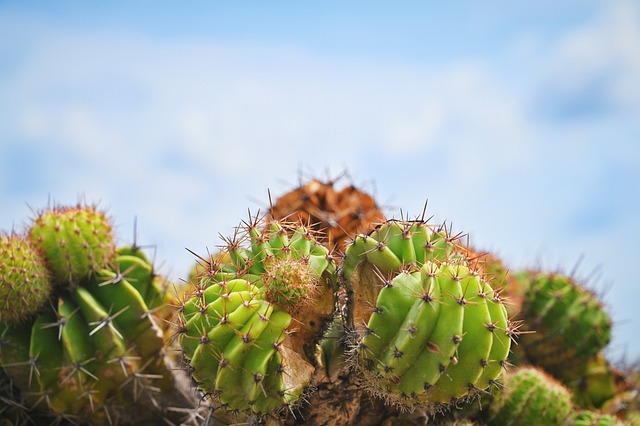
[[1, 173, 639, 426], [0, 204, 189, 425], [178, 216, 337, 414]]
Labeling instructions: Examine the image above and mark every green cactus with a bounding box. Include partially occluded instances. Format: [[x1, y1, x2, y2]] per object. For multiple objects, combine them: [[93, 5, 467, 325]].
[[28, 204, 116, 287], [115, 245, 175, 332], [0, 205, 190, 424], [570, 410, 622, 426], [0, 253, 170, 423], [0, 233, 52, 324], [178, 215, 337, 415], [343, 220, 513, 409], [560, 353, 620, 410], [516, 271, 611, 376], [488, 366, 574, 426]]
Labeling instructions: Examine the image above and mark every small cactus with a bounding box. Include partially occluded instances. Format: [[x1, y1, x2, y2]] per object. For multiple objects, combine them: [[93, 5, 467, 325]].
[[28, 204, 116, 287], [516, 271, 611, 376], [488, 366, 574, 426], [571, 410, 622, 426], [0, 233, 52, 323]]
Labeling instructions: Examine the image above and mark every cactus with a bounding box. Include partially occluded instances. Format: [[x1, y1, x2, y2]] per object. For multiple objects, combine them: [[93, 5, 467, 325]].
[[571, 410, 622, 426], [487, 366, 574, 426], [560, 352, 620, 410], [178, 215, 337, 415], [0, 254, 173, 423], [0, 204, 191, 424], [343, 220, 513, 410], [270, 176, 385, 252], [516, 271, 611, 377], [28, 204, 116, 287], [0, 232, 52, 324]]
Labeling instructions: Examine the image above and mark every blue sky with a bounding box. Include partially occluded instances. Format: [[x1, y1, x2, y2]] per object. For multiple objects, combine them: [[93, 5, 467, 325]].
[[1, 1, 639, 359]]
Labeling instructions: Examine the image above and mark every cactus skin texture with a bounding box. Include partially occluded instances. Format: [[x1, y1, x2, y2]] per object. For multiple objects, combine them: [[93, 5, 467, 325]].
[[343, 220, 512, 409], [115, 245, 176, 332], [179, 216, 337, 415], [0, 233, 52, 324], [28, 204, 116, 287], [270, 177, 385, 252], [488, 367, 574, 426], [517, 271, 611, 377], [571, 410, 623, 426]]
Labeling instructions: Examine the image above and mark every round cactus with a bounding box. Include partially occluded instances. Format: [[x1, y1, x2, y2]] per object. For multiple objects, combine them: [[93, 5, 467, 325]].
[[488, 367, 574, 426], [270, 177, 385, 252], [178, 215, 337, 415], [516, 271, 611, 376], [28, 204, 116, 287], [343, 220, 513, 409], [0, 233, 52, 323]]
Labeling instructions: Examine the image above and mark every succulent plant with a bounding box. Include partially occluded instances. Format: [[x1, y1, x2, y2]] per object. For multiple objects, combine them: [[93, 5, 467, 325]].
[[488, 366, 574, 426], [516, 271, 611, 377], [178, 215, 337, 415], [28, 204, 116, 287], [0, 204, 190, 425], [571, 410, 622, 426], [0, 232, 52, 324], [343, 219, 513, 410]]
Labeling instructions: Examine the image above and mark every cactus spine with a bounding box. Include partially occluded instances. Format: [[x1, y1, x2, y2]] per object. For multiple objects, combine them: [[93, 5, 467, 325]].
[[516, 271, 611, 376]]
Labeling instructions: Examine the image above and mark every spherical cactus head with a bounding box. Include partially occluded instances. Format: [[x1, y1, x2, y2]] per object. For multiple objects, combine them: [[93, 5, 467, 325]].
[[263, 256, 317, 312], [517, 270, 611, 376], [28, 203, 116, 287], [488, 367, 574, 426], [343, 218, 514, 410], [179, 214, 337, 415], [0, 232, 52, 323]]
